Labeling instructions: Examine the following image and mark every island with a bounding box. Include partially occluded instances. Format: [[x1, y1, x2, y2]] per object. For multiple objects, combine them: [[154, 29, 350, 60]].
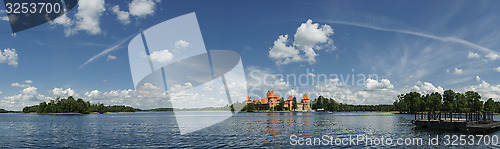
[[22, 96, 140, 114]]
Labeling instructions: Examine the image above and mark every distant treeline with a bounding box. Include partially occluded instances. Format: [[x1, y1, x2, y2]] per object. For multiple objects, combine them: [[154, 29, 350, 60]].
[[393, 90, 499, 113], [22, 96, 140, 114], [311, 96, 395, 112], [0, 109, 19, 113]]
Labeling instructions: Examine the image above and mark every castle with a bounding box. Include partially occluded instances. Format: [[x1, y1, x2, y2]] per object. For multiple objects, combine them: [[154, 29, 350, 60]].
[[245, 91, 311, 111]]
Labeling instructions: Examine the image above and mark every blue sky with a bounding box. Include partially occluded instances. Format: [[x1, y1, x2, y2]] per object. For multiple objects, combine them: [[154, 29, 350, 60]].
[[1, 0, 500, 110]]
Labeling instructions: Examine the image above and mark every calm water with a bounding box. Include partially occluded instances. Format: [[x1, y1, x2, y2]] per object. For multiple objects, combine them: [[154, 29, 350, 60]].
[[1, 112, 500, 148]]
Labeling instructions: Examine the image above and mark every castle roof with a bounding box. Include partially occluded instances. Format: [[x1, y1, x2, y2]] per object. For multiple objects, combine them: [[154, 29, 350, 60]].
[[302, 93, 310, 100], [267, 90, 279, 98], [245, 96, 251, 101], [286, 96, 293, 101]]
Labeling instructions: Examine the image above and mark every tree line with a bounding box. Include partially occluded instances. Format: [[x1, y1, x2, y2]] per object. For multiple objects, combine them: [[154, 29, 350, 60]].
[[393, 90, 499, 113], [311, 96, 395, 112], [22, 96, 140, 114]]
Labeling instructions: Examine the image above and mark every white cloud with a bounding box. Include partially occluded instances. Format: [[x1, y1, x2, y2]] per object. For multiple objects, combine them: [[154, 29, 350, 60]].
[[467, 51, 480, 59], [74, 0, 106, 35], [288, 89, 300, 97], [25, 80, 33, 84], [111, 5, 131, 25], [495, 66, 500, 72], [85, 90, 101, 99], [0, 91, 2, 95], [410, 81, 444, 95], [486, 53, 499, 61], [1, 16, 8, 21], [476, 76, 481, 82], [52, 88, 78, 97], [11, 82, 29, 88], [308, 73, 316, 77], [453, 68, 463, 75], [0, 48, 18, 67], [365, 78, 394, 91], [2, 84, 52, 110], [269, 35, 301, 65], [465, 81, 500, 100], [294, 19, 334, 47], [149, 49, 174, 63], [107, 55, 117, 61], [168, 82, 193, 93], [269, 19, 334, 65], [51, 14, 72, 28], [129, 0, 156, 17], [175, 40, 189, 49]]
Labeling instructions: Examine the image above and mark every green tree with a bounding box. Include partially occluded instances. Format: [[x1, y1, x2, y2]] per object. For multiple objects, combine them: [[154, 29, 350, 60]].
[[465, 91, 483, 112], [292, 97, 297, 111], [484, 98, 495, 112], [442, 90, 455, 111]]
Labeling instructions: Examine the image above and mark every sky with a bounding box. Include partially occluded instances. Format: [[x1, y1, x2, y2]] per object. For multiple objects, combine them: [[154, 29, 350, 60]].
[[0, 0, 500, 110]]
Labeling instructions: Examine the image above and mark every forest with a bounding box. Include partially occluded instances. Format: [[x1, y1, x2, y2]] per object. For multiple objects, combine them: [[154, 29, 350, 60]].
[[22, 96, 140, 114], [393, 90, 499, 113], [311, 96, 395, 112]]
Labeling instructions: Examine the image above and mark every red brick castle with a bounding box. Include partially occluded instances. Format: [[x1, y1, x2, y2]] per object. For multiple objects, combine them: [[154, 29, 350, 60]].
[[245, 91, 311, 111]]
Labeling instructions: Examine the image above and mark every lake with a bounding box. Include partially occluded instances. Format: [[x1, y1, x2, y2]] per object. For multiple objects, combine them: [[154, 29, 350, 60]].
[[1, 112, 499, 148]]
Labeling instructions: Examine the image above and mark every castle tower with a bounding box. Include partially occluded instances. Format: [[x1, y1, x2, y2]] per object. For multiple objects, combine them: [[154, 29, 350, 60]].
[[245, 96, 252, 105], [302, 93, 311, 111], [286, 96, 293, 110], [267, 90, 279, 107]]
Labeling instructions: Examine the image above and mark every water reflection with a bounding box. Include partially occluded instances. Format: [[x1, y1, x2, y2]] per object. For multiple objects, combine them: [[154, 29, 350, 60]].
[[2, 112, 500, 148]]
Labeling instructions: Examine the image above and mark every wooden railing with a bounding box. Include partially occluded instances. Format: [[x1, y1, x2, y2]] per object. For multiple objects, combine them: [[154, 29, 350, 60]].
[[414, 111, 494, 122]]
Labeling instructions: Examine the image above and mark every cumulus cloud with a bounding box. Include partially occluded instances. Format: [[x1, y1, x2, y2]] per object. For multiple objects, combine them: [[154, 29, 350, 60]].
[[73, 0, 106, 35], [25, 80, 33, 84], [2, 83, 52, 110], [149, 49, 174, 63], [107, 55, 117, 61], [476, 76, 481, 82], [269, 19, 334, 65], [357, 79, 399, 104], [269, 35, 301, 65], [465, 81, 500, 100], [288, 89, 300, 97], [129, 0, 157, 17], [0, 48, 18, 67], [52, 88, 79, 97], [168, 82, 193, 93], [410, 81, 444, 95], [111, 5, 131, 25], [495, 66, 500, 72], [486, 53, 499, 61], [467, 51, 480, 59], [175, 40, 189, 49], [365, 78, 394, 91], [0, 91, 2, 95]]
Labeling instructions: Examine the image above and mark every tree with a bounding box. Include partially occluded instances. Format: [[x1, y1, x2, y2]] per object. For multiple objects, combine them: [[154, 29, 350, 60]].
[[276, 97, 285, 111], [292, 97, 297, 111], [484, 98, 495, 112], [428, 92, 442, 111], [465, 91, 483, 112], [245, 103, 255, 112], [442, 90, 455, 111]]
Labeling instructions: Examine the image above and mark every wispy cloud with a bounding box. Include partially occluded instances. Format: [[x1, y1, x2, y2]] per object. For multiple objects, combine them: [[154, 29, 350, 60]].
[[79, 34, 136, 69], [324, 20, 499, 56]]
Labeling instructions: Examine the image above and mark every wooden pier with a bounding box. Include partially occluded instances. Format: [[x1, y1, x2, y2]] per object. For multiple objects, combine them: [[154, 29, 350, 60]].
[[412, 111, 500, 132]]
